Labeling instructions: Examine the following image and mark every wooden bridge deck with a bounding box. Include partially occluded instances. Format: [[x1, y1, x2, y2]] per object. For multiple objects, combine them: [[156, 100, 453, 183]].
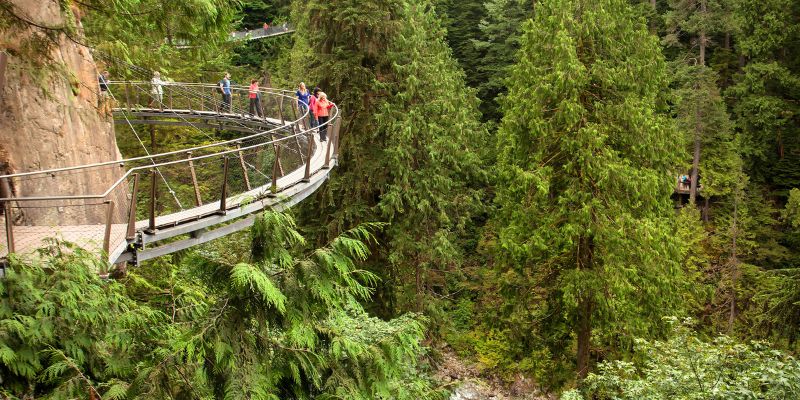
[[1, 133, 329, 263]]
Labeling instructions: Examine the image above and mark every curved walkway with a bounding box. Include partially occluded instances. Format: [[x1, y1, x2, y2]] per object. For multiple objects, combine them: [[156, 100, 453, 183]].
[[0, 82, 339, 266]]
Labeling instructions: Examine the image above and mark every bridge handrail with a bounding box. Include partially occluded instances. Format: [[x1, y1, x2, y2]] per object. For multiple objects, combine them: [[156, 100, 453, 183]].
[[0, 81, 339, 202], [0, 82, 308, 180]]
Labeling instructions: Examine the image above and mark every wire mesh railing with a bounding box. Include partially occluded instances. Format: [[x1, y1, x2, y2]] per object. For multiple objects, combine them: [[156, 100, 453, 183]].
[[0, 81, 340, 261]]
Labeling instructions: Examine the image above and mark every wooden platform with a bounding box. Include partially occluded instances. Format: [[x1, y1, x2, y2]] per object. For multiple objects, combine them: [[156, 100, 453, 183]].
[[0, 221, 127, 259]]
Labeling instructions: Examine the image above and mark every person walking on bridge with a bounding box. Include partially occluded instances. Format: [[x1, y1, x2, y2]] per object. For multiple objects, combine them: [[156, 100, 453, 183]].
[[248, 79, 262, 118], [312, 92, 334, 142], [149, 71, 164, 108], [296, 82, 311, 127], [308, 87, 320, 128], [219, 72, 232, 112]]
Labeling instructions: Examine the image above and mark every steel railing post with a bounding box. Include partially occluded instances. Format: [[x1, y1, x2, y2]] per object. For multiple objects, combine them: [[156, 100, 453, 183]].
[[302, 133, 313, 182], [126, 173, 139, 240], [187, 152, 202, 206], [103, 200, 115, 255], [333, 115, 342, 158], [219, 157, 229, 213], [125, 83, 131, 112], [237, 143, 251, 191], [278, 96, 285, 125], [269, 142, 281, 196], [3, 203, 12, 255], [1, 177, 14, 254], [148, 168, 157, 233]]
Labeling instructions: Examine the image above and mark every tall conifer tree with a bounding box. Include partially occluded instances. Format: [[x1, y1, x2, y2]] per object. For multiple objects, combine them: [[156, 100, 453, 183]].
[[293, 0, 486, 314], [493, 0, 684, 379]]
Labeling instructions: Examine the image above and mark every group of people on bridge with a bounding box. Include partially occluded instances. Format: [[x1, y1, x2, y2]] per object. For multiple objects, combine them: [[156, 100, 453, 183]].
[[97, 69, 334, 143], [218, 74, 333, 142], [296, 82, 334, 142]]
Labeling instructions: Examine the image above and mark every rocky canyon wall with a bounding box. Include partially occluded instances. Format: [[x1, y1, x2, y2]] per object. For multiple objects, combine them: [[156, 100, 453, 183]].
[[0, 0, 128, 226]]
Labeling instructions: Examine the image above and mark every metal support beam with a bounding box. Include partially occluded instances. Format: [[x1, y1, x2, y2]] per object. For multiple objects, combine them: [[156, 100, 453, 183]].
[[332, 115, 342, 158], [3, 202, 13, 255], [148, 168, 157, 233], [126, 173, 139, 240], [219, 157, 229, 213], [302, 133, 314, 182], [187, 152, 202, 206], [278, 96, 285, 125], [269, 142, 281, 196], [237, 143, 251, 191], [103, 200, 115, 255]]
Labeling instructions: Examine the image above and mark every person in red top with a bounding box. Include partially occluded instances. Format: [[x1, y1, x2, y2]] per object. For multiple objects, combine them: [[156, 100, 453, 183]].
[[312, 92, 334, 141], [248, 79, 262, 118], [308, 87, 320, 128]]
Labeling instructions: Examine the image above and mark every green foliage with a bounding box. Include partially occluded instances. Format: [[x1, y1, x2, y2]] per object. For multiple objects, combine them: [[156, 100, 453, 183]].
[[490, 0, 685, 382], [81, 0, 241, 80], [294, 0, 487, 314], [0, 212, 442, 399], [564, 318, 800, 399], [0, 241, 162, 399]]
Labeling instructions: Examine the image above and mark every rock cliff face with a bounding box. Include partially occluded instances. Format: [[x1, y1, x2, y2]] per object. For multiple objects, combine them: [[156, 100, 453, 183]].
[[0, 0, 127, 225]]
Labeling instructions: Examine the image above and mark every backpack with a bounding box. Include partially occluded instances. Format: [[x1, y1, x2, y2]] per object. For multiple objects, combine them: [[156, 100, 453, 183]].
[[216, 80, 224, 94]]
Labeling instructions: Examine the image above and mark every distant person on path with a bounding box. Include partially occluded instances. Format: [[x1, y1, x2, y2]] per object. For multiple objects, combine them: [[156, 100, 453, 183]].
[[312, 92, 334, 142], [219, 72, 232, 112], [263, 22, 268, 31], [296, 82, 311, 127], [149, 71, 164, 108], [98, 70, 111, 115], [248, 79, 262, 118]]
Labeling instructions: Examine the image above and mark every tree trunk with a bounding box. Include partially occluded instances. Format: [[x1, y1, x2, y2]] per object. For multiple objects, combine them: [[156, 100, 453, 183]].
[[690, 133, 701, 205], [576, 296, 592, 380], [415, 263, 423, 312], [700, 0, 707, 66], [728, 199, 739, 333]]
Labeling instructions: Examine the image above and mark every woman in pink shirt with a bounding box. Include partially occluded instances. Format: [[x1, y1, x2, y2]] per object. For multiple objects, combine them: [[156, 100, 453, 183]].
[[313, 92, 334, 141], [248, 79, 262, 118]]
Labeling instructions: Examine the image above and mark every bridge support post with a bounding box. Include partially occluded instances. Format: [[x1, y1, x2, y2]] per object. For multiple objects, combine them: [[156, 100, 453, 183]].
[[126, 173, 139, 240], [279, 96, 285, 125], [269, 143, 282, 197], [291, 101, 304, 130], [332, 115, 342, 159], [237, 143, 251, 191], [147, 168, 157, 233], [219, 157, 229, 213], [125, 83, 131, 112], [302, 133, 313, 182], [187, 152, 202, 206], [1, 177, 14, 254], [103, 200, 115, 256]]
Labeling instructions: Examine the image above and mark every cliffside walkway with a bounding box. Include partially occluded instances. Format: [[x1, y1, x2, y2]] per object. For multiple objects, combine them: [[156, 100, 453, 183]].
[[0, 81, 339, 266], [231, 25, 295, 41]]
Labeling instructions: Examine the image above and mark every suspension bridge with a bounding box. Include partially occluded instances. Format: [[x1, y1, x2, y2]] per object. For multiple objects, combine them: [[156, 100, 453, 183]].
[[0, 79, 339, 266]]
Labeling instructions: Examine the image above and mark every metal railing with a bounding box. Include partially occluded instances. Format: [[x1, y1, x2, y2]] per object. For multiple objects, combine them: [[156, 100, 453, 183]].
[[0, 81, 340, 261]]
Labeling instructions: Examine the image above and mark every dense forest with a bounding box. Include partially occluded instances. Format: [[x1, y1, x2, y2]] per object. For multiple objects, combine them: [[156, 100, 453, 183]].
[[2, 0, 800, 398]]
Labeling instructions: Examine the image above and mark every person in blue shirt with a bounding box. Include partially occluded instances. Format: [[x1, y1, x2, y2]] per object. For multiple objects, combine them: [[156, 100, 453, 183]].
[[296, 82, 311, 127], [219, 72, 232, 112]]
